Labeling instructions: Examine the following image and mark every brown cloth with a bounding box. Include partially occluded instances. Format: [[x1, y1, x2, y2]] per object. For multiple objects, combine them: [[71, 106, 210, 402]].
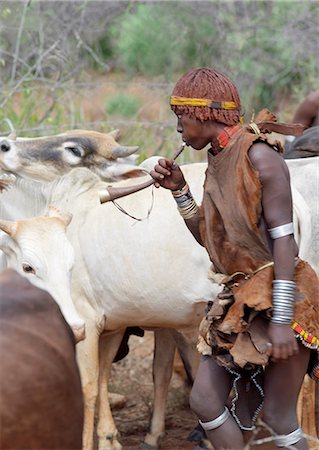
[[197, 110, 319, 370]]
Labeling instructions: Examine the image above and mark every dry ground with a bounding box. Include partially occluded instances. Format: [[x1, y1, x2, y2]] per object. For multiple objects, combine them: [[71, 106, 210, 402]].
[[109, 331, 198, 450]]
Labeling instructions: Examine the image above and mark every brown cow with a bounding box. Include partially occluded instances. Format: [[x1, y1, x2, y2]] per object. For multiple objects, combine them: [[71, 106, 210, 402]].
[[0, 268, 84, 450]]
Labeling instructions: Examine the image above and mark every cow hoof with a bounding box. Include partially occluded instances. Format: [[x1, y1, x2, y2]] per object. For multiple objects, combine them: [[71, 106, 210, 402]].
[[102, 433, 123, 450], [137, 443, 158, 450], [193, 439, 214, 450]]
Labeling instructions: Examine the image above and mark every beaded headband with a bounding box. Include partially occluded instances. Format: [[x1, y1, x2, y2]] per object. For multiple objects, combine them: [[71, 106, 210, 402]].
[[170, 95, 239, 111]]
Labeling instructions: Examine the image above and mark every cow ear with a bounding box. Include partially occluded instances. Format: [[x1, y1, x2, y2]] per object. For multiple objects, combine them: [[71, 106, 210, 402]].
[[47, 205, 73, 227], [97, 162, 147, 181], [0, 219, 17, 236], [108, 129, 120, 140]]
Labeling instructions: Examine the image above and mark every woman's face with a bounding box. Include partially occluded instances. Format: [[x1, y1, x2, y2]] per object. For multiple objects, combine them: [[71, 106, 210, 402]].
[[176, 114, 213, 150]]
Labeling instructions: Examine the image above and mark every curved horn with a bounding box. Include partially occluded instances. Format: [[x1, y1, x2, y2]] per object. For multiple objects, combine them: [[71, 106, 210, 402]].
[[99, 178, 155, 203], [47, 205, 73, 226], [111, 145, 139, 159], [100, 142, 186, 204], [8, 131, 17, 141], [0, 219, 17, 236], [108, 129, 120, 140]]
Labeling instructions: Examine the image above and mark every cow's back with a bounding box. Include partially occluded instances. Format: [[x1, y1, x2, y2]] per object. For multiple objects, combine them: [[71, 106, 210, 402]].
[[0, 269, 83, 450]]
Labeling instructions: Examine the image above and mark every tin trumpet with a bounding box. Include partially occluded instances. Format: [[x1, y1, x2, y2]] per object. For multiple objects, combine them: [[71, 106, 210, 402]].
[[99, 142, 186, 204]]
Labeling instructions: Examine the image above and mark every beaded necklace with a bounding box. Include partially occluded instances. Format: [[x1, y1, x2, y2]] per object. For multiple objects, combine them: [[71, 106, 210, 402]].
[[210, 124, 241, 156]]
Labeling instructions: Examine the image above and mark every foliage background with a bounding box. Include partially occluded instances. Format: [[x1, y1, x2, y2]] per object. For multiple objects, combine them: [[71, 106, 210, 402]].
[[0, 0, 318, 162]]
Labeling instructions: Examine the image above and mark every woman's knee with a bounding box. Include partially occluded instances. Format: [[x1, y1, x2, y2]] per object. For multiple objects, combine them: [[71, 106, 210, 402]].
[[189, 383, 222, 419]]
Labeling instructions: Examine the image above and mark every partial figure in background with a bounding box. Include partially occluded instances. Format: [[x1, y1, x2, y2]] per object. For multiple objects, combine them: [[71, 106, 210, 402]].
[[151, 67, 319, 450], [291, 91, 319, 128], [284, 91, 319, 152]]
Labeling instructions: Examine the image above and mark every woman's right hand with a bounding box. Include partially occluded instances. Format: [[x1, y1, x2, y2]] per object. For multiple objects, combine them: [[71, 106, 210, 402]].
[[150, 158, 186, 191]]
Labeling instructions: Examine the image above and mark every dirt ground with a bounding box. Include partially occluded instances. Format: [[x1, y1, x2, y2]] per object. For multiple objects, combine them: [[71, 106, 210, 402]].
[[109, 331, 198, 450], [108, 331, 318, 450]]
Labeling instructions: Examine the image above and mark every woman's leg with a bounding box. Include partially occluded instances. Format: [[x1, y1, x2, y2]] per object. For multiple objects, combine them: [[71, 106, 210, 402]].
[[263, 342, 311, 449], [190, 355, 245, 450]]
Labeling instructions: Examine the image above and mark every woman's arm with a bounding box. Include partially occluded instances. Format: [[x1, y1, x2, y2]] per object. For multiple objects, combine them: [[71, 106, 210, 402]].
[[249, 142, 299, 361]]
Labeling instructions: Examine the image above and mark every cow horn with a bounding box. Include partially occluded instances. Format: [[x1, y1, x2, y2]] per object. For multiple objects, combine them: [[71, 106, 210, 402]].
[[47, 205, 73, 226], [7, 131, 17, 141], [99, 178, 155, 203], [0, 219, 17, 236], [111, 145, 139, 159], [100, 142, 187, 203], [108, 129, 120, 140]]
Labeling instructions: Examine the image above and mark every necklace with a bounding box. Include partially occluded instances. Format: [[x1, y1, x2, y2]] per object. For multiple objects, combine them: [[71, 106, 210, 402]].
[[210, 124, 241, 155]]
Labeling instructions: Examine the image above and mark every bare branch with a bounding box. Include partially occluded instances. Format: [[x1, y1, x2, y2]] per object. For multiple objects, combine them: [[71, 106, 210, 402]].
[[9, 0, 30, 86]]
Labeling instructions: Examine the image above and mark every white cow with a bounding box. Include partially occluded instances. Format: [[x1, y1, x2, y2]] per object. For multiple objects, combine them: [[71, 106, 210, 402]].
[[0, 129, 143, 270], [0, 133, 317, 449], [0, 129, 140, 182], [0, 206, 86, 343], [284, 157, 319, 273]]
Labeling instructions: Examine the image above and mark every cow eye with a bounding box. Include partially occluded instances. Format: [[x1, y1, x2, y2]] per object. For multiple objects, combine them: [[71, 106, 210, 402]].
[[22, 263, 35, 274], [65, 147, 83, 158]]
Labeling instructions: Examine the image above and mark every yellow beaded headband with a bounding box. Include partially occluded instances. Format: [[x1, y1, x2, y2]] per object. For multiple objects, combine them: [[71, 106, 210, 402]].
[[170, 95, 239, 111]]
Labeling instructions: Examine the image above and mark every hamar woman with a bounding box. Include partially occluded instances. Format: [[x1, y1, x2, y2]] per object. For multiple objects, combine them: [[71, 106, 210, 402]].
[[150, 67, 319, 450]]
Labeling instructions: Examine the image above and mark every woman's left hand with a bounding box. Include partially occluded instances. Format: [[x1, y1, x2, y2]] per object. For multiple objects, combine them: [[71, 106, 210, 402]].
[[268, 322, 299, 361]]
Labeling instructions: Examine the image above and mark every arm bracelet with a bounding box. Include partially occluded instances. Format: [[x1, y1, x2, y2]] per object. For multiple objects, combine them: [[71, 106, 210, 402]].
[[271, 279, 296, 325], [171, 183, 199, 220], [268, 222, 294, 239]]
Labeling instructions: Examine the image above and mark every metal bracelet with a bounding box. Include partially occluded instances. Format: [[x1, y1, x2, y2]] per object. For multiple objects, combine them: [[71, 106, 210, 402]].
[[172, 183, 190, 198], [271, 279, 296, 325], [172, 184, 199, 220], [177, 199, 199, 220], [268, 222, 294, 239]]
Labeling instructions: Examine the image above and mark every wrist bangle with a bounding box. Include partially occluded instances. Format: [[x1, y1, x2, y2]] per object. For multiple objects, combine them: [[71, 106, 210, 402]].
[[172, 182, 189, 198], [271, 279, 296, 325], [177, 201, 199, 220], [171, 183, 199, 220]]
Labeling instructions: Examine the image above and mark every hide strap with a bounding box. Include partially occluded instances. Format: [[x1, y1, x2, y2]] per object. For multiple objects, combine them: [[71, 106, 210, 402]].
[[245, 109, 305, 137], [207, 261, 274, 286]]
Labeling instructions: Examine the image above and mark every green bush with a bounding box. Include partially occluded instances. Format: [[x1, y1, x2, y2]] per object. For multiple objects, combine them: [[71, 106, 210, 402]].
[[111, 4, 182, 78], [105, 93, 140, 118]]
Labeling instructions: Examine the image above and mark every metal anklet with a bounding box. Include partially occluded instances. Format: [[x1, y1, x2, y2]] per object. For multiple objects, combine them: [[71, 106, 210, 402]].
[[274, 427, 303, 447], [198, 406, 230, 430]]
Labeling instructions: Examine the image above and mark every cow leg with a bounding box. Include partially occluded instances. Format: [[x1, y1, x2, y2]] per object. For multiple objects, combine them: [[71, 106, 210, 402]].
[[141, 328, 176, 449], [97, 330, 126, 450], [171, 329, 211, 447], [76, 323, 100, 450], [171, 328, 201, 384]]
